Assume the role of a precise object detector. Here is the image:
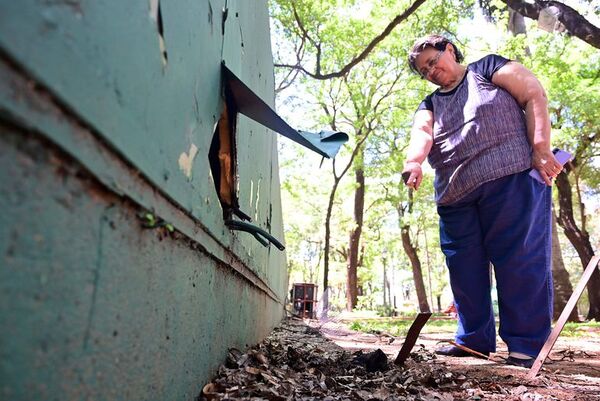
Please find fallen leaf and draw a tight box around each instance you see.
[512,385,528,396]
[202,383,223,400]
[245,366,261,375]
[254,351,269,365]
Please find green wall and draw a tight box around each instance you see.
[0,0,287,399]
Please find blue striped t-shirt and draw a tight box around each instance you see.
[416,54,532,205]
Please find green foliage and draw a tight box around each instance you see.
[375,304,397,317]
[561,321,600,338]
[271,0,600,314]
[356,294,378,311]
[347,317,457,336]
[348,318,600,338]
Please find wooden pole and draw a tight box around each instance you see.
[527,255,600,379]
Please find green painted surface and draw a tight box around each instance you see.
[0,127,282,401]
[0,0,283,282]
[0,0,288,399]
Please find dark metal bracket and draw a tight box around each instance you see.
[225,219,285,251]
[218,63,348,251]
[221,63,349,159]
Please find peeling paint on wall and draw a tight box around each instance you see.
[178,143,198,179]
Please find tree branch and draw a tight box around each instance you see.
[500,0,600,49]
[278,0,428,80]
[275,36,306,93]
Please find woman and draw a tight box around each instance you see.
[403,35,563,368]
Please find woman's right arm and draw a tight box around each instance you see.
[402,109,434,190]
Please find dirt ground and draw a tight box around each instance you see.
[312,317,600,400]
[200,317,600,401]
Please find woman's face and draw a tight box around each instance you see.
[415,44,455,87]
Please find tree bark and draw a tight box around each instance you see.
[346,163,365,311]
[321,132,370,316]
[507,8,532,57]
[399,189,431,313]
[500,0,600,49]
[383,257,388,308]
[508,8,526,35]
[555,169,600,320]
[322,177,340,313]
[551,208,579,322]
[505,5,574,321]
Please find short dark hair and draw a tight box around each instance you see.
[408,35,464,75]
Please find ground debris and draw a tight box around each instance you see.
[199,318,455,401]
[550,348,596,362]
[198,318,599,401]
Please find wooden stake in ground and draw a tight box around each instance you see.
[527,255,600,380]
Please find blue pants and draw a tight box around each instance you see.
[438,171,553,357]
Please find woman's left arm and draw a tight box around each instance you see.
[492,61,562,186]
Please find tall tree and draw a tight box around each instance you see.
[556,156,600,320]
[272,0,466,312]
[399,189,431,312]
[322,117,369,313]
[347,152,365,310]
[340,58,405,311]
[497,0,577,321]
[481,0,599,319]
[530,36,600,320]
[552,209,579,321]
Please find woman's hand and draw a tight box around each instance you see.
[532,148,563,186]
[402,161,423,190]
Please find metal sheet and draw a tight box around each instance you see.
[394,312,432,365]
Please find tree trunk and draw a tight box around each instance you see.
[322,177,341,315]
[346,163,365,311]
[555,170,600,320]
[551,208,579,321]
[383,258,388,308]
[399,189,431,313]
[508,8,527,35]
[504,0,581,321]
[507,9,532,57]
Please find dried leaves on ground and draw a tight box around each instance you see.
[199,318,600,401]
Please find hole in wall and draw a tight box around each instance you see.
[208,100,253,223]
[208,102,237,220]
[149,0,168,67]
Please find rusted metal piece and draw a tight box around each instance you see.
[394,312,432,365]
[527,255,600,379]
[448,340,489,360]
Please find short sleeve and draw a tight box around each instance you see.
[416,94,434,112]
[470,54,511,81]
